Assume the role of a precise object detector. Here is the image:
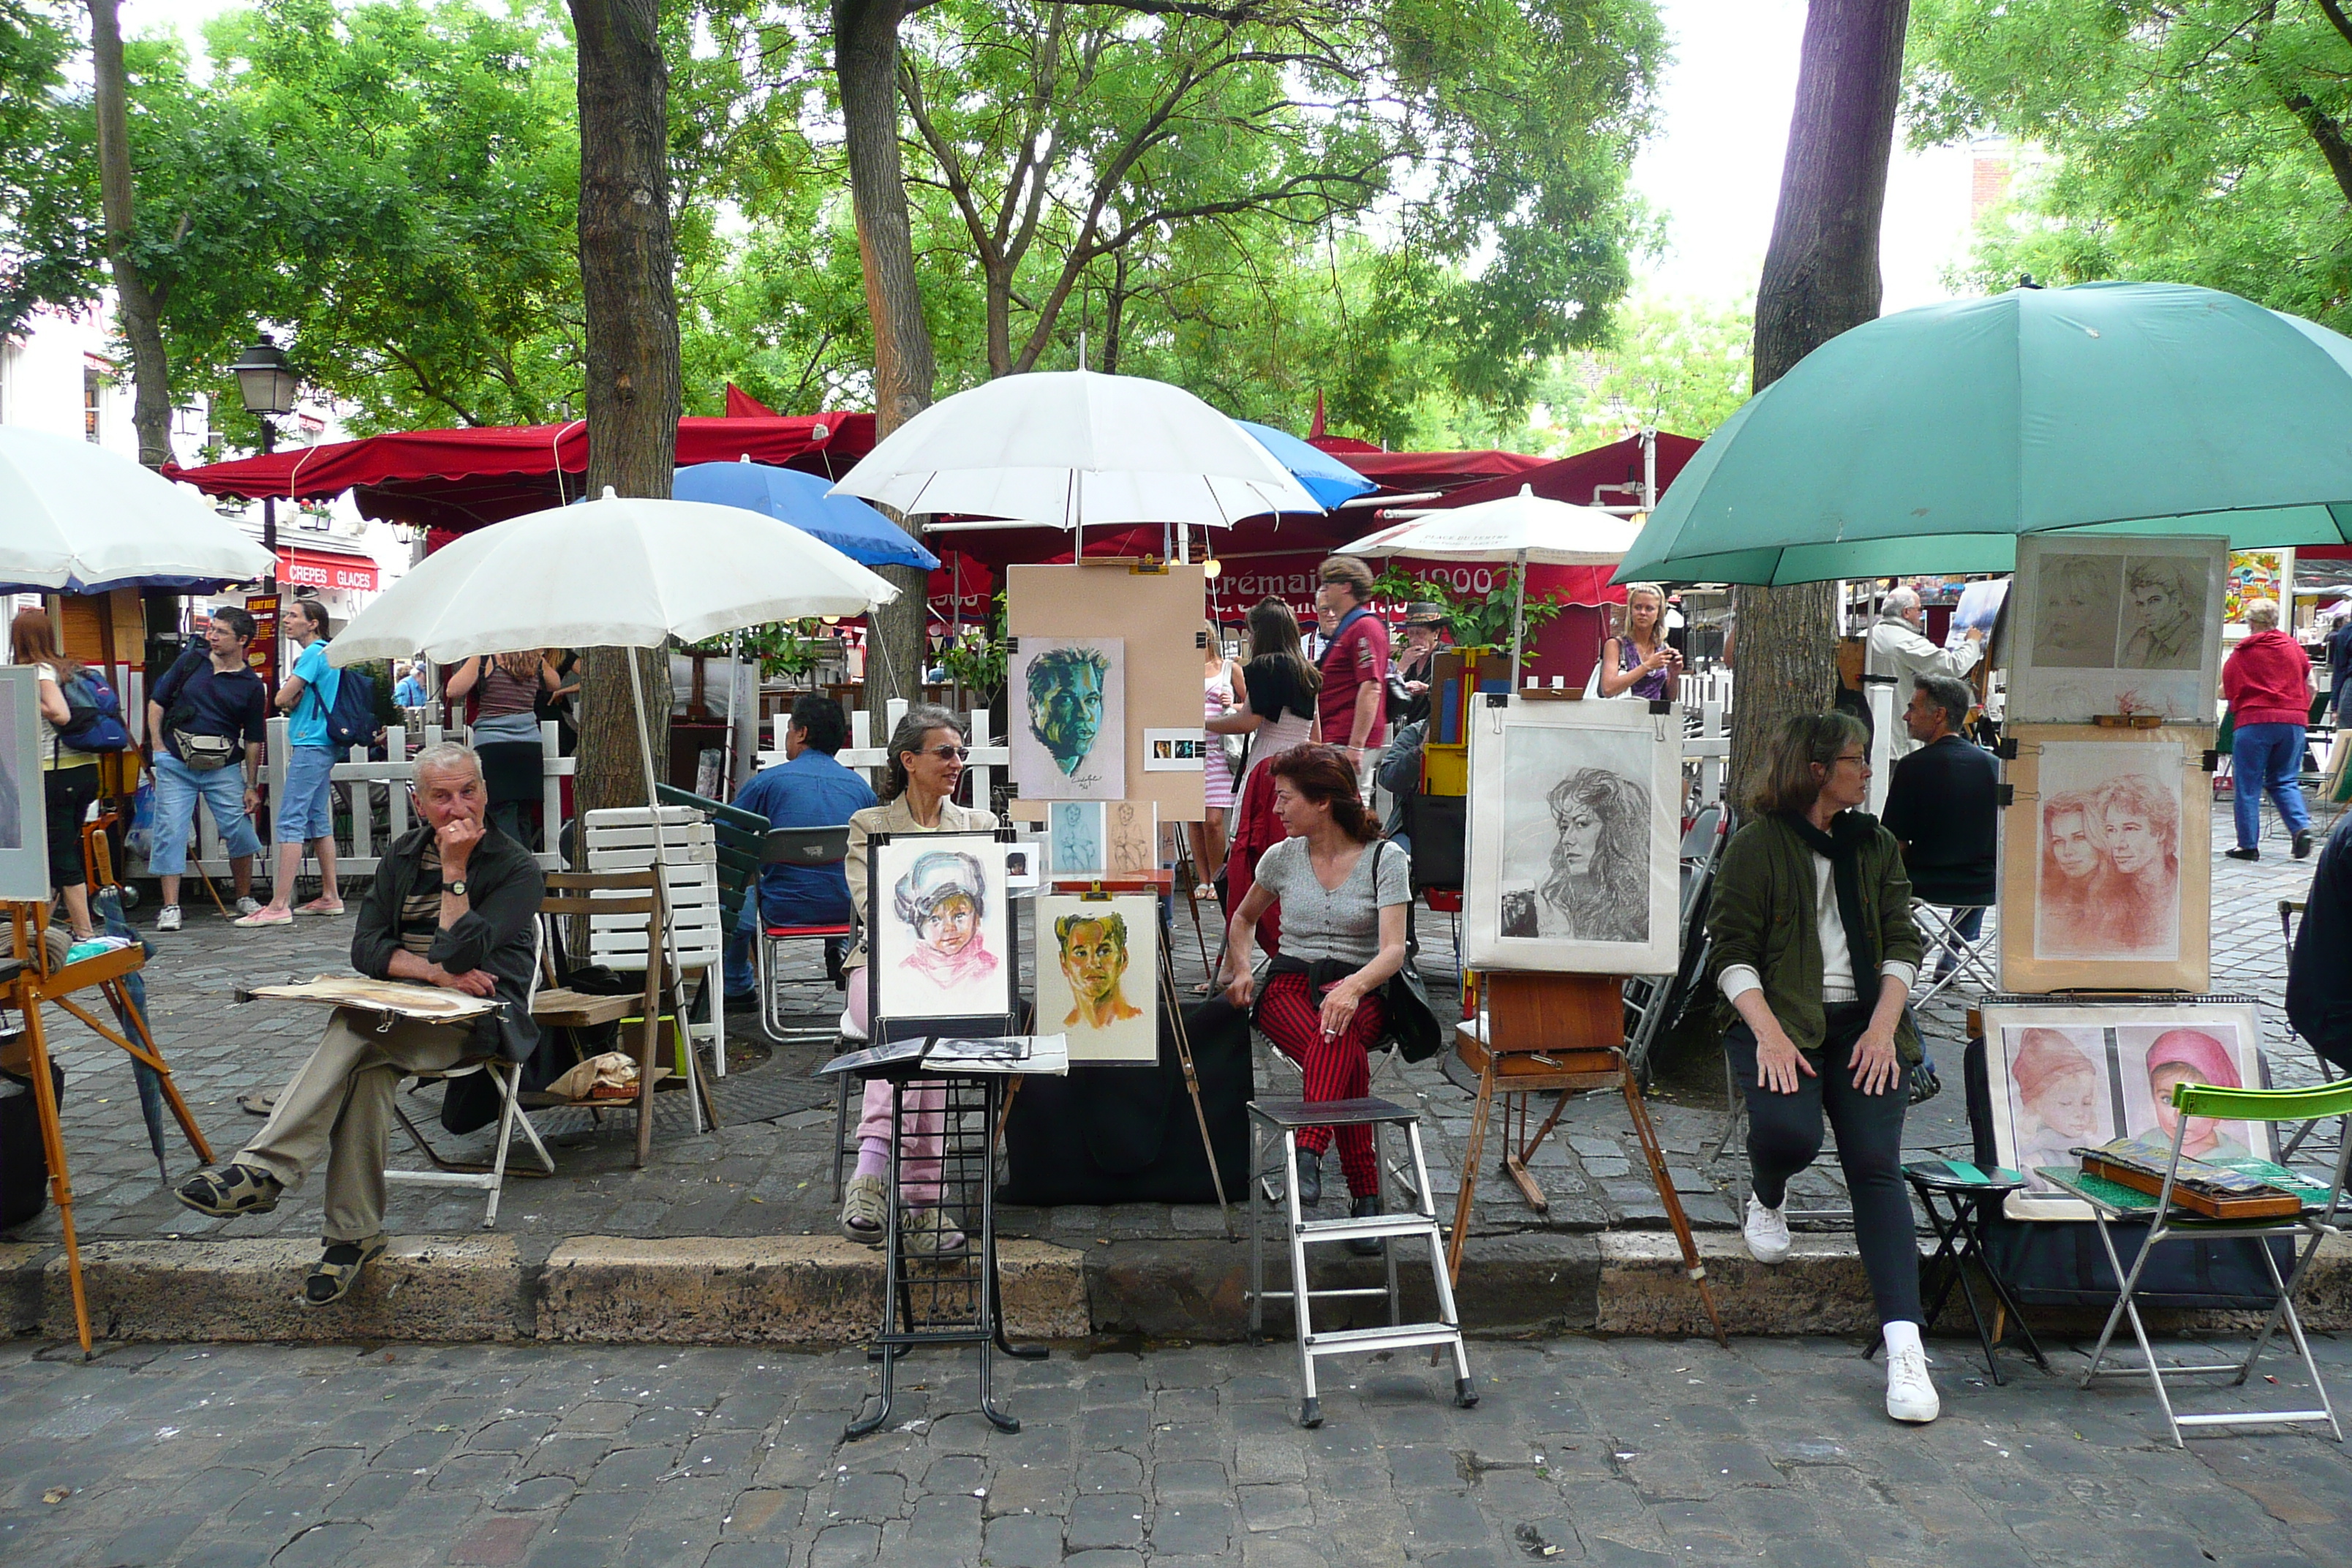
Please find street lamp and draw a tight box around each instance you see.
[229,336,298,579]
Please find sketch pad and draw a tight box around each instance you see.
[245,976,497,1022]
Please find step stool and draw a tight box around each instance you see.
[1245,1095,1477,1429]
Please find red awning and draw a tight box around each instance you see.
[276,546,380,593]
[1311,447,1550,492]
[1409,431,1705,516]
[165,414,878,535]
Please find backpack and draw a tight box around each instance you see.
[308,652,377,751]
[56,668,131,753]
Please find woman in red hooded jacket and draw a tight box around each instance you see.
[2220,596,2315,861]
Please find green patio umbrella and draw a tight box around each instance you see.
[1615,282,2352,586]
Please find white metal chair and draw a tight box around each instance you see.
[755,824,856,1044]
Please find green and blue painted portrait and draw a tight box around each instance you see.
[1025,646,1110,777]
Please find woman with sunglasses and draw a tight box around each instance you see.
[837,704,992,1256]
[1708,711,1935,1424]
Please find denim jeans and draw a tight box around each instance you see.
[2231,722,2311,849]
[149,751,262,875]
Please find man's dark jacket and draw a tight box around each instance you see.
[2288,815,2352,1077]
[351,823,544,1063]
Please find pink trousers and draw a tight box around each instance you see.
[845,969,948,1205]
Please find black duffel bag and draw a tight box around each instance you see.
[998,995,1254,1207]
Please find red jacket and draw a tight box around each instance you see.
[2223,628,2313,728]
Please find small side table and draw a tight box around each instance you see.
[1895,1158,2051,1383]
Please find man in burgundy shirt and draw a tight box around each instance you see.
[2220,596,2315,860]
[1315,554,1391,784]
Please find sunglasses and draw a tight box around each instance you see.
[921,745,971,762]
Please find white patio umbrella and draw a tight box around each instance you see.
[0,426,275,592]
[1337,484,1642,686]
[331,487,899,812]
[829,369,1322,529]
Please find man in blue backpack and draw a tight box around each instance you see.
[238,598,344,927]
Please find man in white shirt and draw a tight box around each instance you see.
[1864,586,1983,758]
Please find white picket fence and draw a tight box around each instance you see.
[186,716,574,881]
[756,699,1008,807]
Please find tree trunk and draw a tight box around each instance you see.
[1729,0,1910,806]
[569,0,681,816]
[86,0,172,471]
[836,0,935,731]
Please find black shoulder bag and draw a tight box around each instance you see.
[1254,839,1444,1063]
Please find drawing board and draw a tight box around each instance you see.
[1033,894,1161,1063]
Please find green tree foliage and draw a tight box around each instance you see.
[1525,290,1753,452]
[1907,0,2352,329]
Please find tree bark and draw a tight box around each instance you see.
[835,0,937,730]
[1730,0,1909,806]
[86,0,172,471]
[569,0,681,815]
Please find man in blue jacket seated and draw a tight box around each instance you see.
[724,693,878,1005]
[174,743,544,1305]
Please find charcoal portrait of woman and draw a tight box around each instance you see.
[1499,766,1652,944]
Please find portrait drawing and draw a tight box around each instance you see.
[1106,800,1157,877]
[1048,801,1106,876]
[2116,1023,2268,1164]
[1009,637,1126,800]
[2031,742,2182,963]
[868,835,1014,1026]
[0,668,45,900]
[1464,699,1678,975]
[1033,894,1159,1062]
[2005,536,2225,724]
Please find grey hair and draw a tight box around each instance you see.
[1915,674,1972,731]
[1882,585,1921,617]
[881,703,967,803]
[412,741,484,785]
[2244,597,2282,630]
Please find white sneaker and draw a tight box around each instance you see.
[155,905,182,933]
[1744,1193,1791,1264]
[233,896,263,918]
[1885,1343,1940,1424]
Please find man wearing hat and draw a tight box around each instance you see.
[1387,602,1450,730]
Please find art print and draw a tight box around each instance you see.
[867,833,1016,1031]
[1463,698,1679,974]
[1983,1001,2267,1220]
[1998,725,2211,992]
[1009,637,1126,800]
[1033,894,1160,1063]
[0,669,45,900]
[2005,535,2226,724]
[1106,800,1158,877]
[1047,802,1105,876]
[1143,728,1207,772]
[1005,837,1042,892]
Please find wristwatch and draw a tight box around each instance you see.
[445,879,469,897]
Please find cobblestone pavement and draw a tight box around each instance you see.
[2,1330,2348,1568]
[11,810,2340,1253]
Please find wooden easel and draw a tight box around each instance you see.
[2,903,215,1355]
[1446,969,1726,1346]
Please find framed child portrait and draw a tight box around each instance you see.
[1981,999,2269,1220]
[1463,696,1680,976]
[1997,723,2212,993]
[865,832,1021,1042]
[1033,894,1160,1063]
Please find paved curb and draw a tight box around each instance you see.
[2,1231,2345,1345]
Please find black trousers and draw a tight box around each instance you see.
[43,765,99,890]
[1725,1000,1922,1327]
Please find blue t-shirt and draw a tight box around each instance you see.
[734,749,878,925]
[289,638,339,749]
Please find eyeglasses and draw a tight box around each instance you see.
[922,745,971,762]
[1831,752,1869,769]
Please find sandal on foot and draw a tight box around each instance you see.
[304,1235,388,1306]
[900,1206,967,1258]
[840,1172,887,1246]
[237,1090,276,1117]
[175,1163,284,1218]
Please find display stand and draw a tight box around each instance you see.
[2,904,215,1355]
[1447,969,1726,1346]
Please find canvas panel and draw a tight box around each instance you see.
[1033,894,1161,1063]
[0,668,46,902]
[867,832,1018,1032]
[1007,636,1126,800]
[1105,801,1158,877]
[1463,696,1680,975]
[1982,1000,2268,1221]
[1046,802,1106,876]
[2003,535,2227,725]
[1997,723,2212,992]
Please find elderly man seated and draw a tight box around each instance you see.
[175,742,545,1305]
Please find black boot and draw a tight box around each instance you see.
[1347,1192,1384,1256]
[1292,1146,1322,1207]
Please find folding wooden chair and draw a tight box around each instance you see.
[2038,1076,2352,1447]
[385,923,557,1228]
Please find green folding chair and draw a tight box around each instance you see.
[2037,1077,2352,1447]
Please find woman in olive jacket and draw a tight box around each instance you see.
[1707,710,1938,1425]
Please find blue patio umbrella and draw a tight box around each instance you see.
[673,461,940,572]
[1235,421,1376,511]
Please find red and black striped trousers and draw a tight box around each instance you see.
[1256,970,1385,1198]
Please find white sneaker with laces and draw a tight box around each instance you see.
[233,896,263,918]
[1885,1343,1940,1423]
[1743,1193,1790,1264]
[155,905,182,933]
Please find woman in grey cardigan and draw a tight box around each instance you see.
[1707,711,1936,1425]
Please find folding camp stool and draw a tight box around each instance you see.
[1910,902,1997,1011]
[2036,1076,2352,1447]
[1245,1095,1476,1429]
[1866,1159,2048,1384]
